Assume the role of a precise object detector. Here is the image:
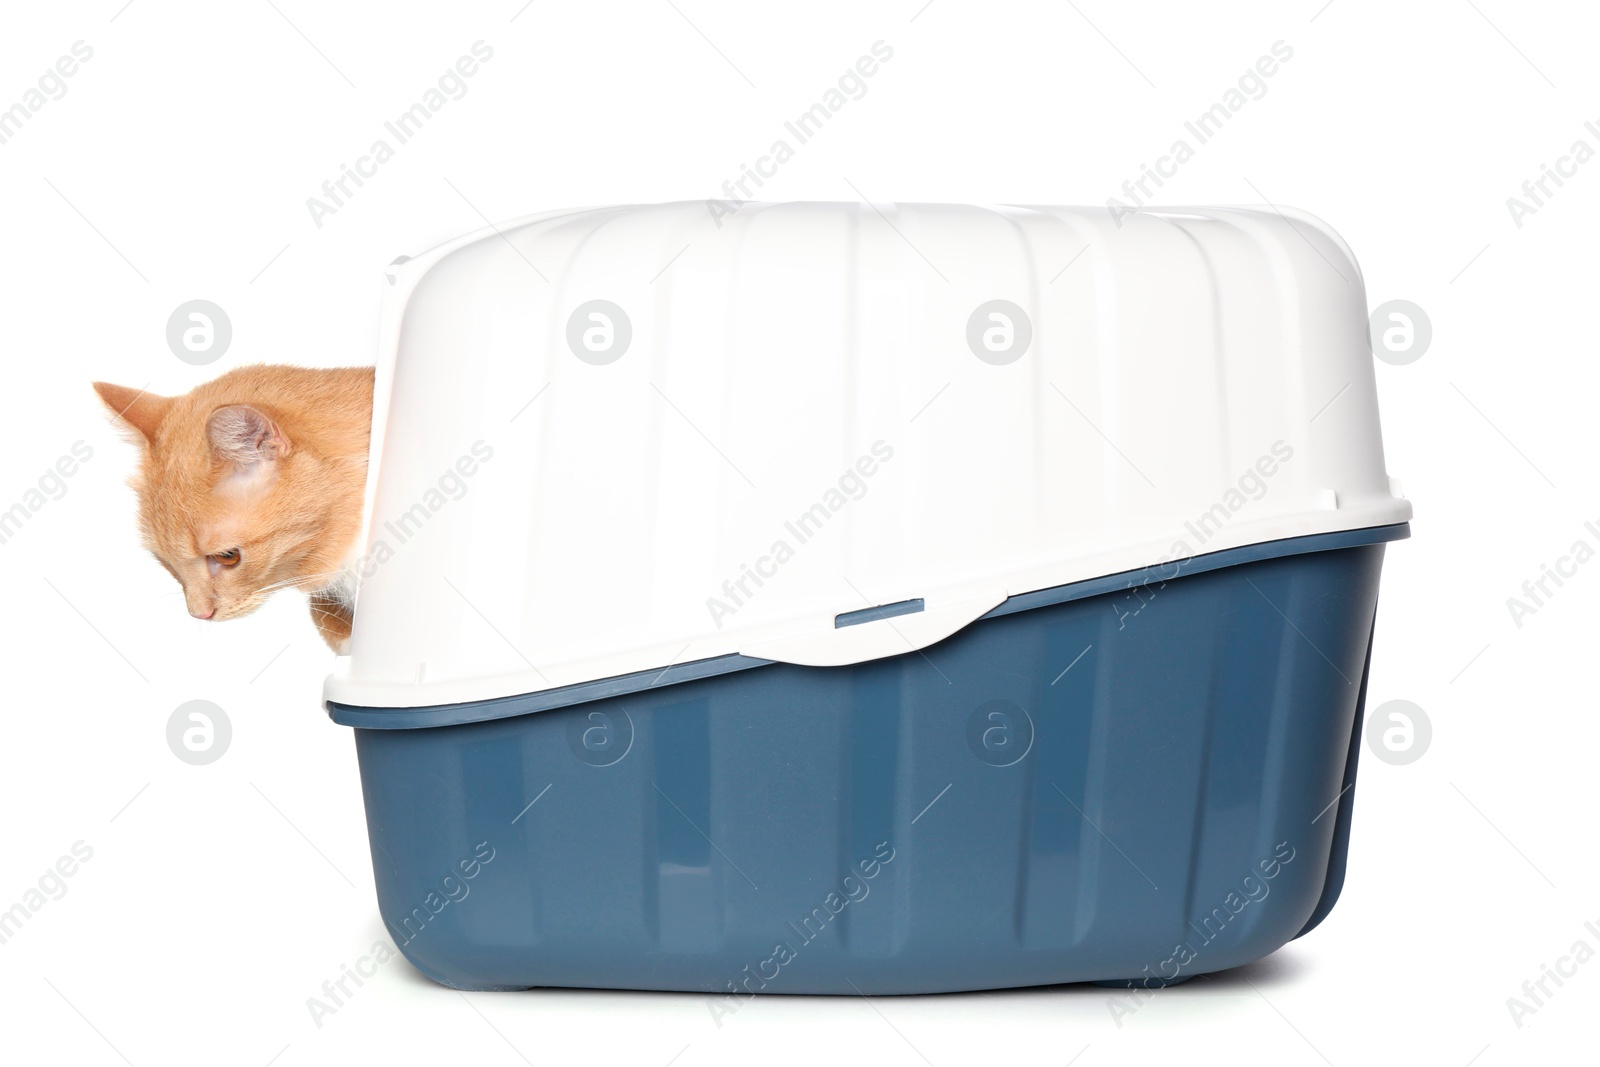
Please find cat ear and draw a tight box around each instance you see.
[93,382,172,444]
[206,405,291,468]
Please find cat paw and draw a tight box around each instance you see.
[309,591,355,654]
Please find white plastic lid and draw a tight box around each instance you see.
[324,202,1409,710]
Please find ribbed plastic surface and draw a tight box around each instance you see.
[328,202,1408,710]
[350,536,1387,993]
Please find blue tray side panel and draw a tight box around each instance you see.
[1294,608,1377,940]
[351,541,1386,994]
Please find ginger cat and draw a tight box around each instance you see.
[94,365,373,653]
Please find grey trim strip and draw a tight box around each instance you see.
[836,597,926,628]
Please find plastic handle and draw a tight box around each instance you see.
[739,591,1006,667]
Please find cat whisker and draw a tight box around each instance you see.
[257,573,337,595]
[264,572,339,588]
[257,583,314,596]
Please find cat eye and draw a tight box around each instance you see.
[210,548,242,568]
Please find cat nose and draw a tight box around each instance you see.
[191,606,216,620]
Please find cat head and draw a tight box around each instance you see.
[93,370,366,624]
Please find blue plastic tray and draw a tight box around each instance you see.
[329,524,1404,994]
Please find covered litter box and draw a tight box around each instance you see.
[324,201,1411,994]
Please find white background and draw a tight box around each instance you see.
[1,1,1595,1064]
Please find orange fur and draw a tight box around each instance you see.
[93,365,373,652]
